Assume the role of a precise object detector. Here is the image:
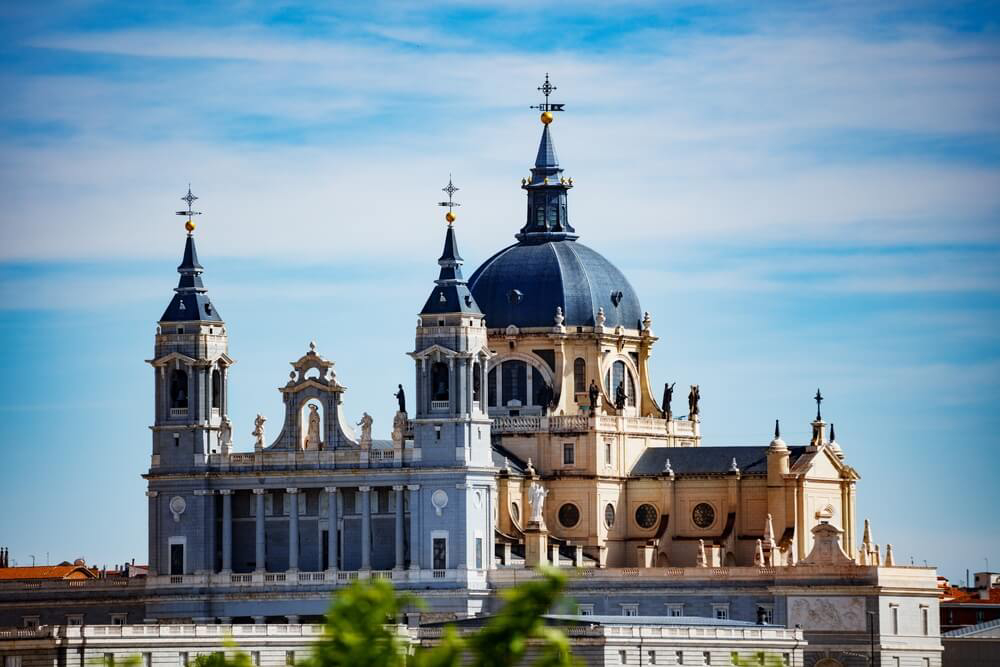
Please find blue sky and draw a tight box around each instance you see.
[0,1,998,581]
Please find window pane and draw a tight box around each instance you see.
[502,361,527,405]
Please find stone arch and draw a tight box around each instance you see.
[487,352,555,412]
[300,398,325,450]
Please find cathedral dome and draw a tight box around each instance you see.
[468,239,642,330]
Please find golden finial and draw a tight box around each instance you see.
[438,175,460,225]
[521,177,527,186]
[568,177,573,186]
[540,110,553,125]
[175,185,201,235]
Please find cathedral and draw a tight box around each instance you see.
[0,81,944,667]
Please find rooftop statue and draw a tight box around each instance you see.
[688,384,700,419]
[615,381,627,410]
[357,412,373,448]
[528,481,548,525]
[588,379,600,413]
[304,404,321,449]
[252,414,266,450]
[662,382,675,420]
[394,384,406,414]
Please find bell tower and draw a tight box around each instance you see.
[409,178,493,467]
[148,187,234,471]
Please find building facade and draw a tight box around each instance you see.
[0,87,944,667]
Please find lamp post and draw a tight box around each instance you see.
[867,610,877,666]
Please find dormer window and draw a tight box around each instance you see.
[176,327,184,334]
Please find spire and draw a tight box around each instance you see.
[420,176,481,316]
[160,186,221,323]
[769,418,787,450]
[518,74,576,243]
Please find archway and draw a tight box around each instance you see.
[300,398,324,450]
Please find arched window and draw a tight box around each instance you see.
[573,358,586,394]
[170,369,188,409]
[431,362,449,401]
[472,362,482,405]
[606,360,636,407]
[211,368,221,409]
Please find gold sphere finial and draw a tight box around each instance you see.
[540,111,553,125]
[185,220,196,233]
[445,211,456,224]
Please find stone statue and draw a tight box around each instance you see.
[596,307,606,328]
[662,382,674,420]
[553,306,564,327]
[528,481,548,525]
[588,379,600,413]
[615,381,627,410]
[219,416,232,449]
[252,414,266,450]
[305,404,322,449]
[688,384,700,419]
[357,412,373,448]
[394,384,406,414]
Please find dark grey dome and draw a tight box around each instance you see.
[468,239,642,330]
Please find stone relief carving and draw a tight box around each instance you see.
[169,495,186,522]
[788,596,865,632]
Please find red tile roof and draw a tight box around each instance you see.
[0,565,96,581]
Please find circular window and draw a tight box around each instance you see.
[635,503,658,529]
[511,502,520,523]
[558,503,580,528]
[605,503,616,529]
[692,503,716,528]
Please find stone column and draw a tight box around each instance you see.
[416,359,424,414]
[196,490,216,574]
[146,491,159,575]
[326,487,338,571]
[360,486,371,570]
[221,490,233,573]
[254,489,266,572]
[393,485,405,570]
[287,488,300,571]
[408,485,420,571]
[448,358,456,413]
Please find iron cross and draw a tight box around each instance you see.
[438,175,461,212]
[530,73,565,113]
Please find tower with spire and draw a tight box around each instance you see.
[146,187,233,575]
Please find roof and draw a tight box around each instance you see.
[468,239,642,330]
[0,565,96,581]
[631,445,807,476]
[544,614,777,628]
[420,224,482,316]
[943,618,1000,638]
[160,234,222,323]
[492,443,527,473]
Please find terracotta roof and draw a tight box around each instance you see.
[0,565,97,581]
[940,584,1000,604]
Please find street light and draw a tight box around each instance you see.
[867,611,877,666]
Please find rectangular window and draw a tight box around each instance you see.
[712,604,729,620]
[179,653,188,667]
[621,604,638,616]
[251,653,260,667]
[891,605,899,634]
[475,537,483,570]
[578,604,594,616]
[110,613,127,626]
[285,651,295,666]
[22,616,39,629]
[921,606,929,635]
[67,614,84,626]
[605,442,612,466]
[648,650,656,664]
[144,653,152,667]
[104,655,114,667]
[703,652,711,665]
[666,604,684,617]
[170,542,184,575]
[893,658,900,667]
[675,651,684,665]
[618,650,627,665]
[433,537,447,570]
[562,443,574,465]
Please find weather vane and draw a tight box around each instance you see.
[530,73,564,124]
[438,175,460,224]
[814,388,823,420]
[176,184,202,234]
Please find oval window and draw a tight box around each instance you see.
[604,503,616,529]
[558,503,580,528]
[635,503,658,529]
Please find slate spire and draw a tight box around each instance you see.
[518,75,576,242]
[160,187,222,323]
[420,177,481,316]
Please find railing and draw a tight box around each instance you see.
[229,453,255,464]
[493,416,541,432]
[549,415,588,432]
[336,571,359,581]
[432,570,447,579]
[370,570,393,580]
[370,449,395,462]
[169,408,188,417]
[230,574,252,584]
[264,573,286,582]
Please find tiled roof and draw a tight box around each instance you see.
[631,446,807,476]
[0,565,96,581]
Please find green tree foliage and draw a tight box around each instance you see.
[169,569,578,667]
[730,651,787,666]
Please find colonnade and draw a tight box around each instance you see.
[209,484,421,573]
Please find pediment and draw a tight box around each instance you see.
[147,351,197,367]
